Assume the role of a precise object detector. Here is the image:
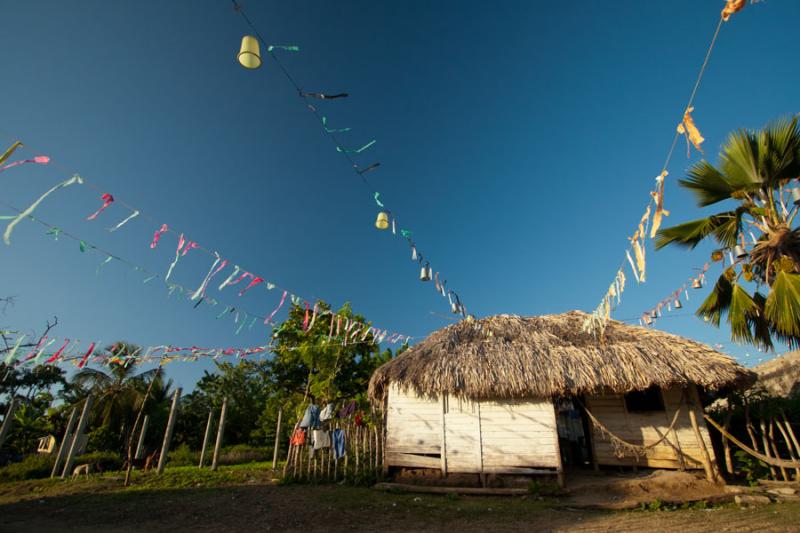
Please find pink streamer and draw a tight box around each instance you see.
[181,240,199,256]
[150,224,169,249]
[0,156,50,174]
[21,336,47,363]
[46,339,70,364]
[87,193,114,220]
[308,303,319,330]
[303,302,310,331]
[238,276,264,296]
[264,290,288,325]
[78,342,96,368]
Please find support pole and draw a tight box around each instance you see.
[272,407,282,470]
[687,387,716,483]
[199,410,215,468]
[51,407,78,478]
[211,397,228,471]
[61,395,93,479]
[135,415,149,460]
[0,398,19,450]
[157,387,181,475]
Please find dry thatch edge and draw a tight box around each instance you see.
[368,311,755,403]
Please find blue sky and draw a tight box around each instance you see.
[0,0,796,390]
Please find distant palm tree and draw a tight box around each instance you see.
[656,117,800,350]
[72,343,170,444]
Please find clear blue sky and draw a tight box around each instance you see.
[0,0,796,390]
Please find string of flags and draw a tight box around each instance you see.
[230,0,469,318]
[0,177,415,346]
[583,0,756,336]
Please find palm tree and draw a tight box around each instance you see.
[72,342,170,447]
[656,116,800,350]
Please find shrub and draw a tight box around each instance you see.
[0,454,55,482]
[74,450,122,472]
[218,445,270,465]
[167,444,199,467]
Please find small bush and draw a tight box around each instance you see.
[74,450,122,472]
[0,454,55,482]
[218,445,270,465]
[168,444,199,467]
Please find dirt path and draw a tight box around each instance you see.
[1,482,799,532]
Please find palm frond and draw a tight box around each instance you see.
[764,271,800,346]
[727,283,758,344]
[655,212,738,250]
[679,161,737,206]
[696,274,733,327]
[72,368,114,390]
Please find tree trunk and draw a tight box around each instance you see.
[768,418,789,481]
[758,407,779,480]
[722,408,734,475]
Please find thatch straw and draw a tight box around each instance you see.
[368,311,754,402]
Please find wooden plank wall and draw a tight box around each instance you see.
[385,384,443,469]
[384,385,560,473]
[480,399,560,471]
[586,385,716,469]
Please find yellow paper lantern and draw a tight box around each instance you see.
[238,35,262,69]
[375,212,389,230]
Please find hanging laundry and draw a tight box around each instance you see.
[332,428,346,460]
[677,106,704,157]
[289,428,306,446]
[338,400,356,419]
[722,0,746,21]
[312,430,331,450]
[650,171,670,238]
[320,402,335,422]
[299,403,320,429]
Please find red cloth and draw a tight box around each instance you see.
[290,428,306,446]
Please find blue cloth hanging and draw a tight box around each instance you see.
[299,404,320,429]
[332,429,346,460]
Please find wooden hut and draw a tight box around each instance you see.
[368,311,754,486]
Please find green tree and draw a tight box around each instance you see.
[656,116,800,350]
[72,342,169,451]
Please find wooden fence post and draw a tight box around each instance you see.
[211,397,228,471]
[272,408,283,470]
[61,395,93,479]
[51,407,77,478]
[135,415,150,460]
[0,398,19,450]
[686,388,716,483]
[157,388,181,475]
[199,410,215,468]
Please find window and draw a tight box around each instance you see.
[624,386,665,412]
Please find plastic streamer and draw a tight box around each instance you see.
[86,193,114,220]
[268,45,299,52]
[108,210,139,232]
[374,192,384,207]
[0,155,50,175]
[165,234,186,281]
[0,141,23,166]
[336,140,376,154]
[4,335,26,365]
[264,290,288,325]
[3,174,83,245]
[150,224,169,249]
[722,0,747,21]
[322,116,351,133]
[357,162,380,175]
[238,276,264,296]
[45,339,71,364]
[191,253,228,301]
[300,91,348,100]
[77,342,96,368]
[218,265,242,291]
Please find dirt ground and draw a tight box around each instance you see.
[1,479,799,532]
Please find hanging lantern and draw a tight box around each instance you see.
[649,310,658,320]
[375,212,390,230]
[674,298,682,309]
[420,261,432,282]
[734,245,748,259]
[643,314,653,326]
[792,187,800,206]
[237,35,262,69]
[451,301,459,314]
[692,278,703,289]
[711,250,724,262]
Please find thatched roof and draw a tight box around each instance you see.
[368,311,754,402]
[753,350,800,398]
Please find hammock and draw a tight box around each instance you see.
[703,414,800,469]
[578,398,684,459]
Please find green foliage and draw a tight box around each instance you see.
[527,480,564,497]
[74,450,123,472]
[656,116,800,349]
[86,425,119,454]
[167,444,199,467]
[733,450,769,486]
[0,454,54,482]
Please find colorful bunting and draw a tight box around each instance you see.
[86,193,114,220]
[3,174,83,245]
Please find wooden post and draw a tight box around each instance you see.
[721,408,733,475]
[781,410,800,459]
[61,395,93,479]
[135,415,149,460]
[552,402,565,488]
[157,387,181,475]
[687,388,716,483]
[51,407,77,478]
[211,397,228,471]
[660,389,686,471]
[198,410,214,468]
[758,410,779,480]
[774,417,800,480]
[0,398,19,450]
[439,394,448,476]
[272,408,282,470]
[768,418,788,481]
